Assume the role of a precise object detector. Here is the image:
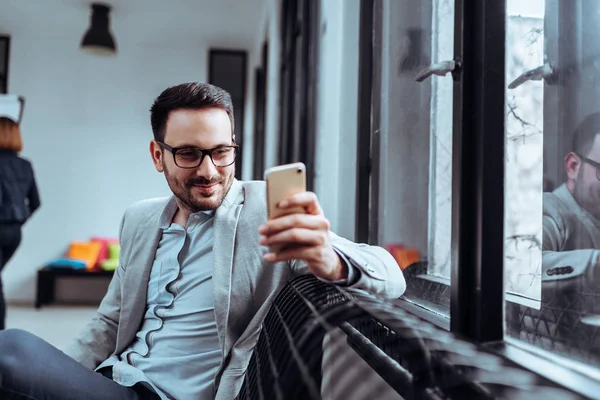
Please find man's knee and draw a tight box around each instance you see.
[0,329,40,372]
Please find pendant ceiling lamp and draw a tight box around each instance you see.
[80,3,117,55]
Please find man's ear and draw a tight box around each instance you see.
[565,152,581,181]
[150,141,164,173]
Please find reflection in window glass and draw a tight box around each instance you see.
[377,0,453,315]
[428,0,454,280]
[505,0,600,372]
[504,0,544,304]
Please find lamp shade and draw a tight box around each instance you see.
[80,3,117,55]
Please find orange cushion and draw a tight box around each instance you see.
[67,241,102,270]
[386,244,421,271]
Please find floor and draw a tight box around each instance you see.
[5,304,97,350]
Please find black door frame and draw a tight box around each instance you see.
[208,49,248,180]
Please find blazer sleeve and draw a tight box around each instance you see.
[542,194,600,288]
[27,167,41,215]
[62,214,127,369]
[290,231,406,299]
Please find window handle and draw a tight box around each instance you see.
[508,63,554,89]
[415,59,458,82]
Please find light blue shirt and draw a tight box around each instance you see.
[97,205,221,400]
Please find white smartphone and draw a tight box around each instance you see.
[264,162,307,220]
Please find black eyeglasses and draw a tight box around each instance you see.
[576,153,600,180]
[157,141,238,169]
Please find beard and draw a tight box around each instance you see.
[163,162,234,212]
[573,173,600,221]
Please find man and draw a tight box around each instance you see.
[543,112,600,289]
[0,83,405,400]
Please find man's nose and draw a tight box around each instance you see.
[196,154,217,177]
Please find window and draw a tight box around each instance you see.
[357,0,454,318]
[503,0,545,307]
[353,0,600,394]
[505,0,600,375]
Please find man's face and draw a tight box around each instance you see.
[570,135,600,219]
[150,108,235,213]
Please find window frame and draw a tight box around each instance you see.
[355,0,379,245]
[0,35,10,94]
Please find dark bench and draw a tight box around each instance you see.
[35,267,114,308]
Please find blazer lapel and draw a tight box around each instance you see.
[213,180,244,355]
[116,205,169,351]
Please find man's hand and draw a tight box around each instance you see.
[258,192,348,281]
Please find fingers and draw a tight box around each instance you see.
[259,214,330,236]
[278,191,322,215]
[263,244,323,263]
[259,227,328,248]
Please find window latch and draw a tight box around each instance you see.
[415,59,458,82]
[508,63,555,89]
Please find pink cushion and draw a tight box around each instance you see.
[90,237,119,267]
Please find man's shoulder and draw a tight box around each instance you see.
[240,180,266,194]
[237,180,267,218]
[124,196,172,221]
[543,185,574,217]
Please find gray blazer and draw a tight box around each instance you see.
[543,184,600,289]
[64,180,406,399]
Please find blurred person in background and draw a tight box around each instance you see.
[0,116,40,330]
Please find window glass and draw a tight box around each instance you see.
[376,0,454,316]
[505,0,600,373]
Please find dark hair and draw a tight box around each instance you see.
[572,112,600,156]
[150,82,235,142]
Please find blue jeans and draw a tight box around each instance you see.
[0,329,158,400]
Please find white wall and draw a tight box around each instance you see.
[3,34,209,302]
[263,0,282,172]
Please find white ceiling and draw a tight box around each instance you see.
[0,0,268,49]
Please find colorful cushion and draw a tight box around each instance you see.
[107,243,120,259]
[100,243,120,271]
[46,258,87,269]
[101,258,119,271]
[90,237,119,268]
[385,243,421,271]
[67,241,102,270]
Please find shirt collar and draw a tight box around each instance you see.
[158,197,216,229]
